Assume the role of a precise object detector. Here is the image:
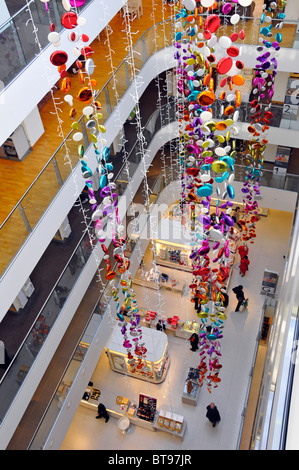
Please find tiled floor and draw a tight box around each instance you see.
[61,208,293,450]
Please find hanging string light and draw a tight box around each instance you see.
[172,0,288,392]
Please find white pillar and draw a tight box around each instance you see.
[284,0,299,21]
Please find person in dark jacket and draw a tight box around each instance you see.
[206,402,221,427]
[232,285,245,312]
[189,333,199,351]
[96,403,109,422]
[193,290,202,313]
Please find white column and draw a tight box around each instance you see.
[284,0,299,21]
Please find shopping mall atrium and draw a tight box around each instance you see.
[0,0,299,452]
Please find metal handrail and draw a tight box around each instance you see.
[0,18,173,230]
[1,11,299,229]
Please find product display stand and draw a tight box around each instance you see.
[181,367,200,406]
[80,385,101,409]
[174,321,200,339]
[105,325,169,383]
[79,391,185,439]
[154,410,186,441]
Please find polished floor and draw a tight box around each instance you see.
[61,206,294,450]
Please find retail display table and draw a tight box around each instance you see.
[175,321,200,339]
[80,392,185,439]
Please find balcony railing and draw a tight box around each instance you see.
[0,101,176,428]
[1,6,299,91]
[2,12,299,278]
[0,0,93,89]
[0,18,174,279]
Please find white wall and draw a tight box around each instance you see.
[273,72,290,103]
[263,143,278,163]
[0,0,10,26]
[22,106,45,147]
[233,119,299,149]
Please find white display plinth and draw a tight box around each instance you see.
[105,325,169,383]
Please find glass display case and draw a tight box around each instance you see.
[175,321,200,339]
[154,239,193,271]
[182,367,200,406]
[105,325,169,383]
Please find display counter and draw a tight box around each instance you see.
[155,409,186,440]
[155,239,193,272]
[175,321,200,339]
[210,197,268,217]
[79,392,185,439]
[105,325,169,383]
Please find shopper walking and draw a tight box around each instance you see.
[238,243,248,260]
[206,402,221,427]
[189,332,199,351]
[232,206,242,229]
[193,290,202,313]
[96,403,109,423]
[239,254,250,277]
[232,285,245,312]
[156,319,165,331]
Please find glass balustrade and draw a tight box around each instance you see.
[0,101,176,425]
[2,13,299,279]
[1,12,299,428]
[0,0,92,88]
[27,169,171,450]
[0,5,298,91]
[1,10,299,92]
[33,151,289,449]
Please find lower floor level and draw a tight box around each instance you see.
[61,207,293,451]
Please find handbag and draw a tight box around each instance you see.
[239,298,248,312]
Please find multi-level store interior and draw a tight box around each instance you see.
[1,0,299,453]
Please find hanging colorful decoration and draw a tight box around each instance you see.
[44,0,288,389]
[238,0,287,245]
[47,0,149,371]
[174,0,287,391]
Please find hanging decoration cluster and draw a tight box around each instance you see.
[238,0,287,244]
[174,0,287,392]
[47,0,148,371]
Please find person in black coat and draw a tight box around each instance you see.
[96,403,109,422]
[194,290,202,313]
[189,333,199,351]
[156,319,165,331]
[206,402,221,427]
[232,285,245,312]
